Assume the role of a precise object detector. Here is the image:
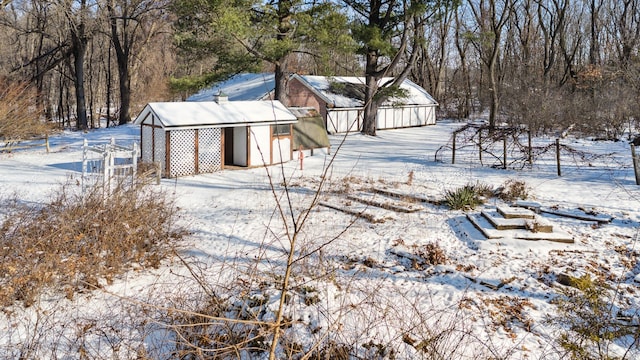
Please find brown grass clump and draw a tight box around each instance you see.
[0,180,186,308]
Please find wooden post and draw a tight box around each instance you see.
[298,145,304,170]
[478,129,483,164]
[631,145,640,185]
[556,138,561,177]
[132,142,138,180]
[452,132,456,164]
[503,134,507,169]
[527,128,532,165]
[45,134,50,153]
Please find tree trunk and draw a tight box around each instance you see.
[488,54,499,129]
[274,60,289,105]
[116,58,131,125]
[362,51,380,136]
[109,1,132,125]
[72,35,88,130]
[106,45,112,128]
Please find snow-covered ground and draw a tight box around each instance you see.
[1,120,639,359]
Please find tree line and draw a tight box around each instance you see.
[0,0,638,138]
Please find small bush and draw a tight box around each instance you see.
[498,179,529,202]
[444,184,485,210]
[415,243,448,266]
[0,179,185,308]
[308,341,351,360]
[166,294,271,358]
[550,273,640,359]
[0,80,52,146]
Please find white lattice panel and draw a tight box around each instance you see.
[198,128,222,173]
[141,125,153,162]
[169,129,196,177]
[154,128,166,175]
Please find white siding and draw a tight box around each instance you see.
[327,109,361,133]
[249,125,270,166]
[327,105,436,133]
[272,137,291,163]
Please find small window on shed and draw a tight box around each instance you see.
[272,124,291,136]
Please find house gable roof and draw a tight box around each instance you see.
[134,100,297,129]
[187,73,275,102]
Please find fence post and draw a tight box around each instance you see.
[132,142,139,180]
[527,128,532,165]
[556,138,561,176]
[82,139,88,196]
[503,134,507,169]
[452,132,456,164]
[631,144,640,185]
[478,129,483,164]
[45,134,50,153]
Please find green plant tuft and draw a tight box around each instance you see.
[444,184,485,210]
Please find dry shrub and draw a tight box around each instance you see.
[498,179,529,202]
[165,290,273,358]
[0,179,185,308]
[334,175,363,194]
[482,296,535,333]
[308,341,351,360]
[415,243,448,266]
[0,80,52,145]
[406,170,414,185]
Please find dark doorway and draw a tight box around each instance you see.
[224,127,234,165]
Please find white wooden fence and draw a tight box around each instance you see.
[82,138,139,196]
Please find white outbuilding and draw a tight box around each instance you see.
[288,75,438,134]
[134,95,297,178]
[188,73,439,134]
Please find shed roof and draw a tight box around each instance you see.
[187,73,274,102]
[134,100,297,128]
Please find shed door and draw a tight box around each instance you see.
[233,127,248,166]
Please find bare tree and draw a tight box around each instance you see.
[412,0,457,105]
[607,0,640,67]
[105,0,167,125]
[466,0,514,129]
[62,0,94,130]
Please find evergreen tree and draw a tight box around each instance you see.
[344,0,449,136]
[171,0,352,104]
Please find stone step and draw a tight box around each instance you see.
[496,205,536,219]
[481,210,528,230]
[466,213,573,243]
[482,210,554,232]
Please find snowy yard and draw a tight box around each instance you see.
[1,120,639,359]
